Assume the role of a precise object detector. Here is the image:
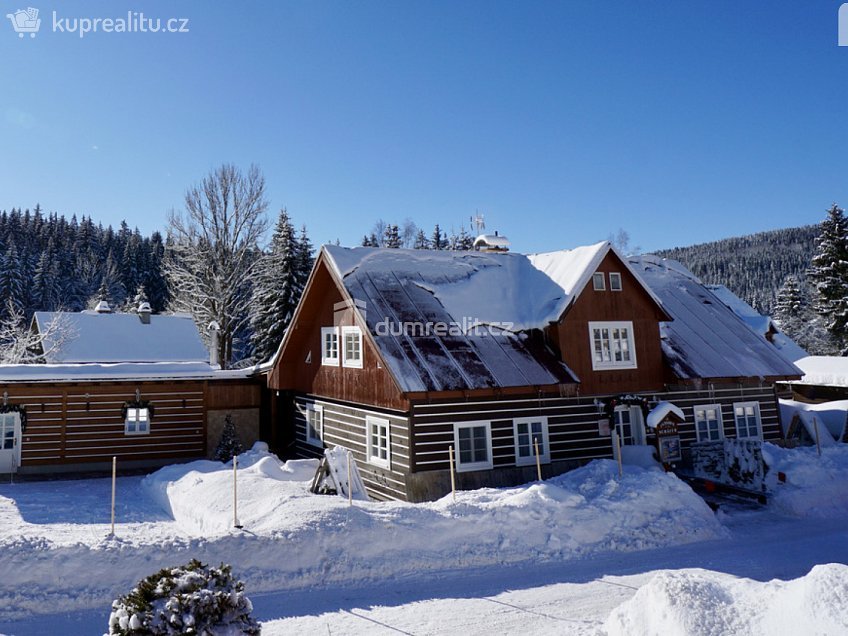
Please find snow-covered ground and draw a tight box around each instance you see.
[1,444,847,634]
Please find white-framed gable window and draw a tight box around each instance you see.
[589,321,637,370]
[733,402,761,440]
[514,417,550,466]
[125,407,150,436]
[592,272,605,291]
[305,403,323,447]
[694,404,723,442]
[342,325,363,369]
[321,327,339,366]
[453,421,493,472]
[609,272,622,291]
[366,415,391,469]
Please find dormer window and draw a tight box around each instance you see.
[589,321,637,370]
[592,272,605,291]
[609,272,622,291]
[321,327,339,366]
[125,407,150,435]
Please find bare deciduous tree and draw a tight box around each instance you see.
[165,164,269,368]
[0,302,74,364]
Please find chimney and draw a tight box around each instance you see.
[207,321,221,369]
[94,300,112,314]
[137,301,152,325]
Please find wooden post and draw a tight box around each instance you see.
[347,450,353,506]
[814,417,822,457]
[534,437,542,482]
[448,445,456,502]
[613,429,623,479]
[110,456,116,536]
[233,455,242,529]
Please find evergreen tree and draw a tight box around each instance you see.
[431,224,447,250]
[384,224,401,248]
[0,243,26,321]
[808,204,848,347]
[413,229,430,249]
[250,209,301,363]
[213,414,244,462]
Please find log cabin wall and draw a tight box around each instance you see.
[269,260,408,411]
[549,251,667,396]
[2,377,264,474]
[293,394,410,501]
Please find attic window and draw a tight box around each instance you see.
[589,321,637,370]
[592,272,605,291]
[321,327,339,366]
[609,273,622,291]
[342,326,363,369]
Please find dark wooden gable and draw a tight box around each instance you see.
[548,250,667,396]
[268,253,409,411]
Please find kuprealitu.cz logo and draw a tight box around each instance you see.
[5,6,190,39]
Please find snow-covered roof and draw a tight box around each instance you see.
[706,285,808,363]
[323,245,577,392]
[629,255,803,380]
[34,311,209,364]
[778,398,844,442]
[473,234,511,249]
[646,401,686,429]
[792,356,848,387]
[0,362,251,383]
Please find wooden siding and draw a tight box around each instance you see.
[206,380,262,410]
[270,258,408,411]
[550,251,667,396]
[409,383,783,474]
[293,394,411,501]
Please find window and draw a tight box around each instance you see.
[592,272,605,291]
[366,415,391,469]
[453,421,493,472]
[342,326,363,369]
[589,321,637,370]
[694,404,723,442]
[609,272,622,291]
[305,403,323,447]
[0,414,18,450]
[125,407,150,435]
[733,402,761,439]
[514,417,550,466]
[321,327,339,366]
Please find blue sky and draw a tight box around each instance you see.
[2,1,847,253]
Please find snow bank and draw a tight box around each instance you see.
[764,443,848,518]
[605,564,848,636]
[0,457,724,620]
[779,398,847,441]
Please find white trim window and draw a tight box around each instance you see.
[609,272,622,291]
[342,326,363,369]
[305,403,324,447]
[366,415,391,469]
[321,327,339,366]
[125,407,150,436]
[589,321,637,370]
[454,421,493,472]
[514,417,550,466]
[694,404,723,442]
[733,402,761,439]
[592,272,605,291]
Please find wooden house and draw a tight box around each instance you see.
[266,243,803,502]
[0,305,261,476]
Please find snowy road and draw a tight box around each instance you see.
[3,506,846,635]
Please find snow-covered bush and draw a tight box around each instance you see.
[213,414,244,462]
[106,559,260,635]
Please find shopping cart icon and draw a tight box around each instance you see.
[6,7,41,38]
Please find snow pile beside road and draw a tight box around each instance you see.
[605,563,848,636]
[763,443,848,518]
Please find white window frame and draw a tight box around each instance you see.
[305,403,324,447]
[609,272,622,291]
[124,407,150,436]
[732,401,762,440]
[321,327,339,366]
[341,325,363,369]
[589,321,637,370]
[366,415,391,469]
[694,404,724,442]
[513,417,551,466]
[592,272,606,291]
[453,421,493,472]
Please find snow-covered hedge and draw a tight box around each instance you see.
[107,559,260,635]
